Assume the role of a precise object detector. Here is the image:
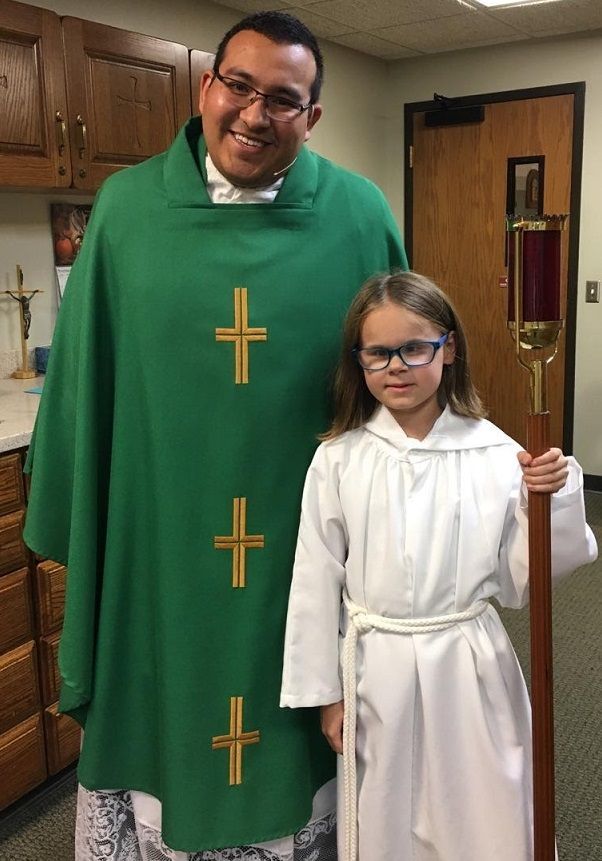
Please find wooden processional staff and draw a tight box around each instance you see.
[1,264,43,379]
[506,214,568,861]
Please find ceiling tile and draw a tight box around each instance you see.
[487,0,602,37]
[214,0,294,13]
[305,0,465,32]
[213,0,602,58]
[374,10,526,53]
[216,0,333,12]
[335,31,421,59]
[284,7,356,37]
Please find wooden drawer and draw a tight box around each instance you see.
[44,703,80,775]
[0,641,40,734]
[0,713,47,810]
[39,632,61,707]
[36,560,67,635]
[0,510,29,577]
[0,568,33,654]
[0,453,25,516]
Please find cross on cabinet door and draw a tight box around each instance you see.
[62,17,191,190]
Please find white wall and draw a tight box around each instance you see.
[386,33,602,476]
[0,192,93,362]
[0,0,389,355]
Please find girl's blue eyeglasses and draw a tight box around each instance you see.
[353,333,450,370]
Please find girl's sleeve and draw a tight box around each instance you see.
[497,456,598,608]
[280,442,348,708]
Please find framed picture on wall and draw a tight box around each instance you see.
[50,203,93,305]
[50,204,93,266]
[525,169,539,209]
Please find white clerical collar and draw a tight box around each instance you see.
[205,154,284,204]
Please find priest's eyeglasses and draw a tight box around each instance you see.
[353,333,450,370]
[212,70,313,122]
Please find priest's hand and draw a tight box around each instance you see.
[320,700,344,754]
[517,448,569,494]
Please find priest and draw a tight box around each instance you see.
[24,11,407,860]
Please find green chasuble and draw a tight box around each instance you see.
[24,117,407,852]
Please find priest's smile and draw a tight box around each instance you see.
[230,131,271,151]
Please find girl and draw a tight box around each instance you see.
[280,272,597,861]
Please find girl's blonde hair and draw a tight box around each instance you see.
[321,271,486,441]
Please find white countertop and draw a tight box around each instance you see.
[0,376,44,453]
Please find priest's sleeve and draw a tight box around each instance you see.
[23,189,116,727]
[281,442,348,708]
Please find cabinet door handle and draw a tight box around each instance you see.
[55,111,66,156]
[76,114,87,158]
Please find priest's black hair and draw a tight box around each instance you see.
[213,11,324,103]
[322,271,486,441]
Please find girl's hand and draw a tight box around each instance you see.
[320,700,344,754]
[517,448,569,493]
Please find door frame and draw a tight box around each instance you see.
[403,82,585,454]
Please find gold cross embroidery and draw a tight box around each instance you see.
[214,497,264,588]
[212,696,260,786]
[215,288,267,384]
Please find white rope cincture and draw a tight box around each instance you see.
[341,593,489,861]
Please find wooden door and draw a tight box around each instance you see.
[411,95,574,449]
[0,0,71,187]
[62,17,191,190]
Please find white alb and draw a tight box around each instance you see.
[281,404,597,861]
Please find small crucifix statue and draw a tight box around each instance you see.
[1,264,44,379]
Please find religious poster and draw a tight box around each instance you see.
[50,203,93,265]
[50,203,93,304]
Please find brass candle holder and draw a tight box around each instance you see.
[506,214,568,861]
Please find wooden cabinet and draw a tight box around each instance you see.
[35,559,66,634]
[62,17,191,189]
[0,453,26,514]
[39,631,60,706]
[0,714,47,810]
[0,568,33,655]
[44,703,80,776]
[0,0,71,187]
[0,641,40,734]
[0,509,28,576]
[0,449,77,810]
[0,0,192,191]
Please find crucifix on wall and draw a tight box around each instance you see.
[1,265,44,379]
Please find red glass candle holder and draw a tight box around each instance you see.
[506,215,567,412]
[508,230,561,322]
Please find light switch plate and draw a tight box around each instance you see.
[585,280,600,303]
